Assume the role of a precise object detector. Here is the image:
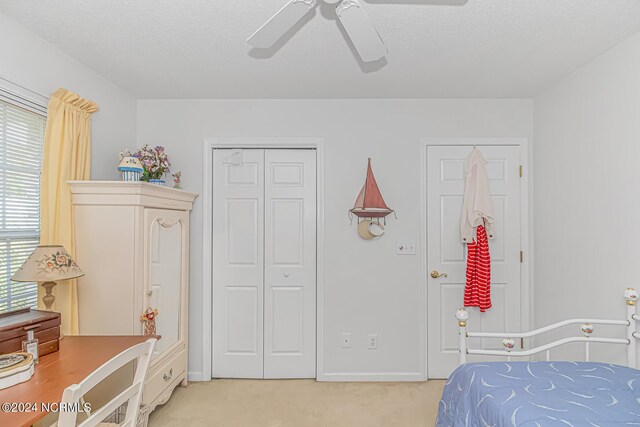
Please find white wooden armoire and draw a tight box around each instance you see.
[69,181,197,413]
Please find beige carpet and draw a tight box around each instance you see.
[149,379,445,427]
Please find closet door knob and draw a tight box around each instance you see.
[147,290,153,296]
[283,272,290,278]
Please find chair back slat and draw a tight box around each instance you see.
[57,338,156,427]
[77,382,141,427]
[75,342,154,395]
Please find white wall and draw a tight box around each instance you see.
[0,11,137,180]
[534,32,640,364]
[5,1,640,377]
[137,99,533,379]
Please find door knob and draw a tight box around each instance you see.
[431,270,448,279]
[283,272,290,278]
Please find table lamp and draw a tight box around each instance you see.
[11,245,84,311]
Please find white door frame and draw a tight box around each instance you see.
[420,137,532,379]
[202,137,325,381]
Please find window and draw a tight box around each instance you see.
[0,96,46,313]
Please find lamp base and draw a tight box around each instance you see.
[41,281,57,311]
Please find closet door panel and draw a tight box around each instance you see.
[212,149,265,378]
[264,149,316,378]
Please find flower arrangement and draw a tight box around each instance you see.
[119,145,171,182]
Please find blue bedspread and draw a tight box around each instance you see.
[437,361,640,426]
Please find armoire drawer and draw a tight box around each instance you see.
[143,350,186,405]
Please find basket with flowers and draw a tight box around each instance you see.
[119,145,171,185]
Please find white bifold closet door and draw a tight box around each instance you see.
[212,149,316,379]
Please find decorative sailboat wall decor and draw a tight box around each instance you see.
[349,158,396,239]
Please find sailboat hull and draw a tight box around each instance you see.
[349,207,394,218]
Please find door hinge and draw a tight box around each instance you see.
[520,337,524,349]
[520,251,524,263]
[519,165,523,177]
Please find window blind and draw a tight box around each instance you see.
[0,97,46,313]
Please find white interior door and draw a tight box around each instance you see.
[427,145,522,378]
[264,150,316,378]
[212,148,316,379]
[213,149,265,378]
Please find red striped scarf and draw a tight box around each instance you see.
[464,225,491,312]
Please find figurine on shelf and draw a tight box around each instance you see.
[172,171,182,189]
[140,307,159,336]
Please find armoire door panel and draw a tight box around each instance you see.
[145,209,186,360]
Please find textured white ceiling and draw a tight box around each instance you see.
[1,0,640,98]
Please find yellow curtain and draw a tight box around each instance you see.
[39,88,98,336]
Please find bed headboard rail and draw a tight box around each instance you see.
[456,288,639,368]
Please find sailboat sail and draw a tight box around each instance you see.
[350,158,394,219]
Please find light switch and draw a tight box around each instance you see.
[396,241,416,255]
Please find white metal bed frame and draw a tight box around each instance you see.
[455,288,640,368]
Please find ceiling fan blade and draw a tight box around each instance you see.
[336,0,387,62]
[247,0,317,48]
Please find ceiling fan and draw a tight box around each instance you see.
[247,0,387,63]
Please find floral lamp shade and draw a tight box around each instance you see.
[12,245,83,282]
[11,245,84,311]
[118,156,144,182]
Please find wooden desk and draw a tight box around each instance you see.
[0,335,152,427]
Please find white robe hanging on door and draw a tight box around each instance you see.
[461,148,494,243]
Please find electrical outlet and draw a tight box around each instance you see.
[342,333,352,348]
[396,241,416,255]
[368,334,378,349]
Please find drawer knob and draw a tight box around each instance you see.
[163,368,173,382]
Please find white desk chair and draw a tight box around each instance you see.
[56,338,156,427]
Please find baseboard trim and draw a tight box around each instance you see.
[188,371,207,382]
[189,371,425,382]
[319,372,426,382]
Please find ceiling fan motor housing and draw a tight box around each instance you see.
[249,0,387,63]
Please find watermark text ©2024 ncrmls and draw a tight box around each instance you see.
[1,401,92,413]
